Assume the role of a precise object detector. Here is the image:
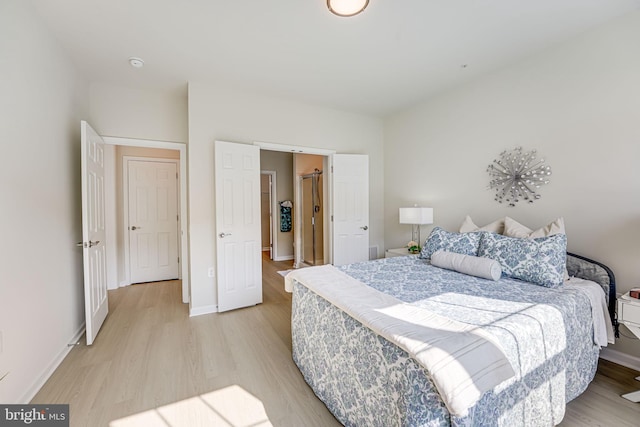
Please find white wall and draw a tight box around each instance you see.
[89,83,188,143]
[384,11,640,359]
[188,82,384,314]
[0,0,89,402]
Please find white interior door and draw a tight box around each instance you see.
[331,154,369,266]
[81,121,108,345]
[128,160,179,284]
[215,141,262,312]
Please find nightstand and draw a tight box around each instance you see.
[617,293,640,402]
[385,247,419,258]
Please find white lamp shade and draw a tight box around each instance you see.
[399,207,433,225]
[327,0,369,17]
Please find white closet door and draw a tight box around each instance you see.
[332,154,369,266]
[215,141,262,312]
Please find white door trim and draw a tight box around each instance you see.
[327,155,334,265]
[104,146,117,291]
[102,136,189,304]
[294,175,303,267]
[123,157,180,285]
[254,141,336,156]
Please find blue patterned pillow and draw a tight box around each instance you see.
[478,233,567,288]
[419,227,483,260]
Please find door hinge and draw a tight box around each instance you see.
[176,172,178,179]
[331,215,334,222]
[178,257,180,263]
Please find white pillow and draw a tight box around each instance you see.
[459,215,505,234]
[503,216,565,239]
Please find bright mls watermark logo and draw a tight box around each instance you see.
[0,405,68,426]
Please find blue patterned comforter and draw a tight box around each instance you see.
[291,256,601,426]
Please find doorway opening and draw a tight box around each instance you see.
[260,171,276,260]
[103,137,189,304]
[258,150,295,267]
[257,145,333,272]
[293,153,328,268]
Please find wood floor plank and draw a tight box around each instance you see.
[31,256,640,426]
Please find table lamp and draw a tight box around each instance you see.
[399,206,433,249]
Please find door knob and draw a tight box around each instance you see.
[131,226,141,230]
[77,240,100,248]
[219,232,232,238]
[360,226,369,231]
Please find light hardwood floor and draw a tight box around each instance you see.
[33,254,640,426]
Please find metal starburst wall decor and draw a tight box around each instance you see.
[487,147,552,206]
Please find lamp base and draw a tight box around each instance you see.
[412,225,421,247]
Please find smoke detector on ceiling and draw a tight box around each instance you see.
[128,57,144,68]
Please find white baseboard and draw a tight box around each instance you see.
[600,347,640,372]
[274,255,294,261]
[20,323,86,403]
[189,304,217,317]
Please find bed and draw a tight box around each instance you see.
[285,224,617,427]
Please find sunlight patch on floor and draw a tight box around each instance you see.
[109,385,272,427]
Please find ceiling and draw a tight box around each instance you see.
[30,0,640,117]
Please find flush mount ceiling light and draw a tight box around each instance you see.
[327,0,369,17]
[128,57,144,68]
